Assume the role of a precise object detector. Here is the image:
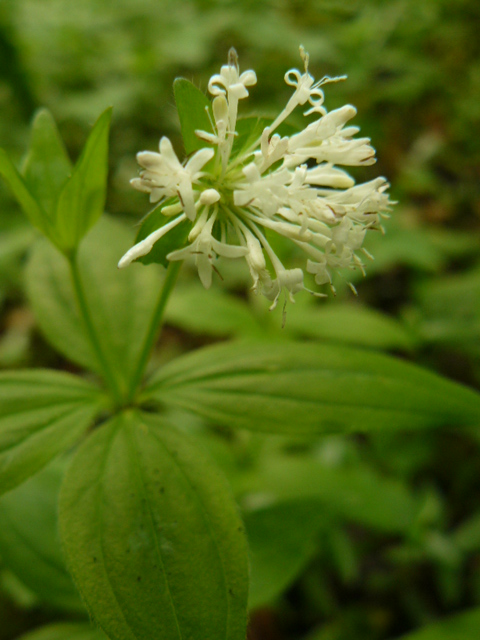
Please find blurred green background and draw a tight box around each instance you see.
[1,1,480,639]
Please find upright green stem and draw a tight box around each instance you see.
[68,251,123,405]
[126,261,182,402]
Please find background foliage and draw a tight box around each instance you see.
[1,1,480,639]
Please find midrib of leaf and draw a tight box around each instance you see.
[158,385,461,418]
[0,405,97,456]
[97,423,138,640]
[0,399,96,420]
[141,417,233,640]
[0,373,98,394]
[127,422,183,640]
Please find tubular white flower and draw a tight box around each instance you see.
[131,137,214,220]
[208,47,257,135]
[122,46,394,311]
[257,129,289,172]
[288,105,358,152]
[305,165,355,189]
[292,137,376,166]
[233,163,291,216]
[208,63,257,101]
[118,213,187,269]
[264,267,305,309]
[253,228,307,309]
[167,211,248,289]
[241,228,272,294]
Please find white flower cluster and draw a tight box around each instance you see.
[119,47,393,308]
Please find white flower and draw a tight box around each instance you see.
[208,47,257,133]
[119,46,394,309]
[305,164,354,190]
[117,213,187,269]
[130,137,214,220]
[233,163,291,216]
[166,210,247,289]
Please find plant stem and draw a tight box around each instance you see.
[68,252,123,405]
[126,260,182,402]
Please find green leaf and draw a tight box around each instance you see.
[144,342,480,434]
[284,302,415,350]
[17,622,106,640]
[25,216,162,392]
[164,283,264,337]
[174,78,213,155]
[60,411,249,640]
[245,500,325,610]
[0,148,52,238]
[413,265,480,350]
[362,223,445,274]
[133,202,190,267]
[241,454,418,533]
[396,607,480,640]
[0,369,103,495]
[360,213,480,281]
[0,459,84,612]
[55,107,112,251]
[22,108,72,217]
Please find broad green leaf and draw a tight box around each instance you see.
[0,148,52,238]
[0,369,103,495]
[133,201,190,267]
[241,455,418,533]
[0,459,84,612]
[60,411,249,640]
[284,302,415,350]
[174,78,213,155]
[245,500,326,610]
[164,284,264,337]
[358,214,478,281]
[361,222,446,274]
[17,622,106,640]
[55,107,112,250]
[395,607,480,640]
[22,108,72,217]
[144,342,480,434]
[412,265,480,350]
[25,216,162,393]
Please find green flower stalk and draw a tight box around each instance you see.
[119,46,393,307]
